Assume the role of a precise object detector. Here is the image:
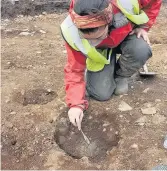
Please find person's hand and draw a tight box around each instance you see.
[68,107,84,130]
[129,28,150,46]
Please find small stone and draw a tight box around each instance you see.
[110,127,113,131]
[131,86,134,89]
[115,131,119,135]
[63,50,67,54]
[16,160,20,163]
[18,15,24,18]
[138,122,145,126]
[59,106,64,110]
[47,88,52,93]
[5,99,10,103]
[103,123,110,127]
[36,51,41,54]
[23,112,30,116]
[152,115,166,125]
[42,12,47,15]
[35,127,40,132]
[118,101,132,111]
[155,99,161,103]
[137,81,143,84]
[119,115,123,118]
[7,61,11,65]
[21,89,25,95]
[88,116,92,119]
[14,127,18,131]
[22,28,29,32]
[4,19,10,22]
[120,95,123,98]
[143,88,150,93]
[141,107,156,115]
[81,156,89,164]
[135,116,148,125]
[19,32,31,36]
[103,128,106,132]
[106,108,110,111]
[130,143,138,149]
[39,30,46,34]
[70,131,75,135]
[10,111,16,115]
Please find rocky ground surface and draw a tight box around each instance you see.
[1,3,167,170]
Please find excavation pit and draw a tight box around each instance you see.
[54,110,120,161]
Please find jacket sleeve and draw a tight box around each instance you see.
[69,0,75,12]
[64,42,89,109]
[139,0,162,30]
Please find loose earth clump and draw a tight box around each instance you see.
[54,110,120,161]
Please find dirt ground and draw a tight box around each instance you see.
[1,0,69,18]
[1,4,167,170]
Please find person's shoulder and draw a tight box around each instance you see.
[139,0,162,9]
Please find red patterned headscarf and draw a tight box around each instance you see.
[70,3,113,29]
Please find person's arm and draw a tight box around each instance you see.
[64,42,88,110]
[130,0,162,45]
[139,0,162,31]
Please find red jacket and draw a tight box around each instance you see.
[64,0,162,109]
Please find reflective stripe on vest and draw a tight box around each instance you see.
[116,0,149,25]
[61,0,149,72]
[61,16,110,72]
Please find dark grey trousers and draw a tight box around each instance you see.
[86,34,152,101]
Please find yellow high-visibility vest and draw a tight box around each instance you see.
[61,0,149,72]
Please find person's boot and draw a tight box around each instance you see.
[114,77,128,95]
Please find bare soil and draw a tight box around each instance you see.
[1,0,69,18]
[1,4,167,170]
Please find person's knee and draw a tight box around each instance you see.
[131,38,152,64]
[95,91,113,101]
[87,86,115,101]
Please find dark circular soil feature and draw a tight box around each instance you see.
[54,110,120,161]
[13,88,57,105]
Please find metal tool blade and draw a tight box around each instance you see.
[80,129,90,145]
[139,64,156,77]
